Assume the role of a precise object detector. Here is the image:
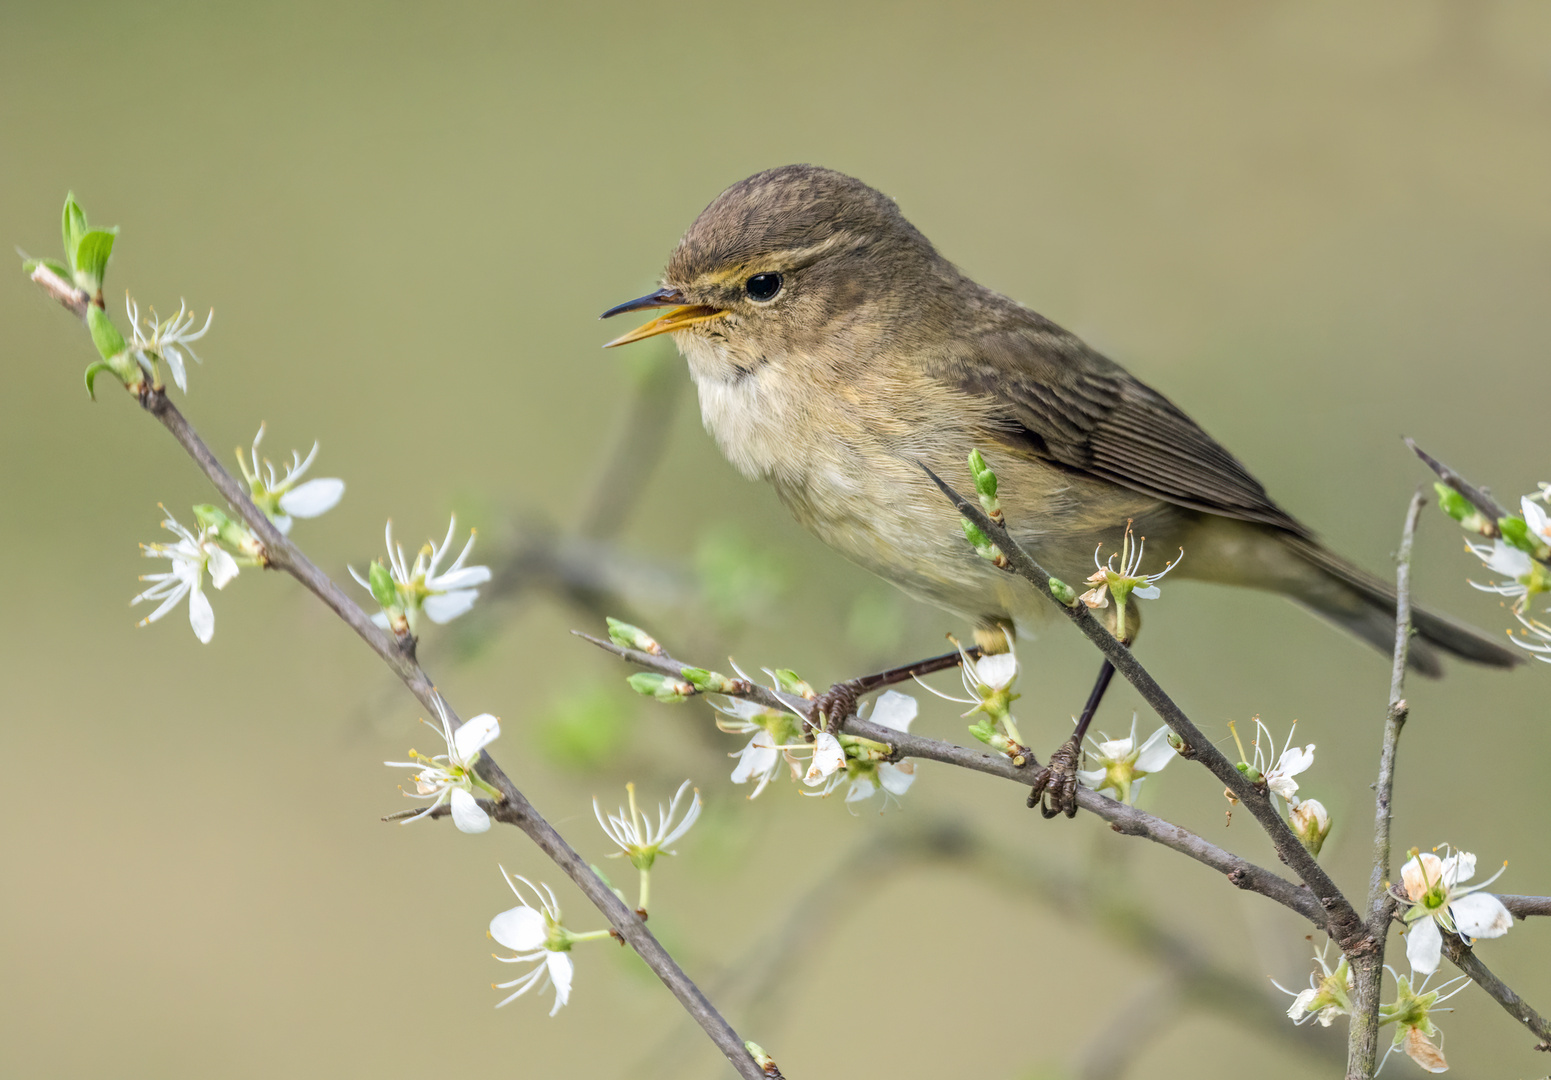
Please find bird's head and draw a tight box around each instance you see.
[601,165,951,381]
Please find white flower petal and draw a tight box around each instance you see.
[490,905,547,951]
[1451,892,1513,939]
[1133,726,1176,773]
[371,611,391,629]
[803,732,845,785]
[1483,540,1532,577]
[731,731,779,784]
[431,565,492,591]
[1076,767,1106,789]
[163,346,188,392]
[1402,852,1441,902]
[1523,497,1550,542]
[879,760,915,796]
[868,690,917,732]
[272,513,294,535]
[1094,736,1134,761]
[188,586,215,643]
[545,951,573,1014]
[1276,744,1316,778]
[974,652,1018,689]
[1288,987,1317,1020]
[1131,584,1160,599]
[279,477,345,518]
[424,589,479,623]
[845,776,877,804]
[207,546,240,589]
[1405,916,1443,974]
[452,713,501,764]
[1442,849,1476,887]
[450,787,491,833]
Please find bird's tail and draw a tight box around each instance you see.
[1278,534,1521,677]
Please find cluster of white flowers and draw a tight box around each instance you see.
[350,515,491,635]
[1452,486,1551,662]
[130,426,345,643]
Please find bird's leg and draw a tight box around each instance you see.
[809,647,983,736]
[1027,658,1116,818]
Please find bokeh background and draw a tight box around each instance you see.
[3,2,1548,1077]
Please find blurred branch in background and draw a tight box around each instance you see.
[640,817,1345,1080]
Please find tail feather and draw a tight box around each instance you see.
[1279,535,1522,676]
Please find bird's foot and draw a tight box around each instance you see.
[809,681,859,736]
[1027,736,1082,819]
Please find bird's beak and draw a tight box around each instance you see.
[600,287,727,348]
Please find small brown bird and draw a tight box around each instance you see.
[602,165,1517,812]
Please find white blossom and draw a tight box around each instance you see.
[1076,714,1175,805]
[131,510,239,644]
[384,695,500,833]
[1080,522,1182,608]
[126,295,212,393]
[1400,847,1513,974]
[594,780,701,869]
[838,691,919,809]
[1273,943,1352,1028]
[713,696,799,798]
[350,515,491,632]
[490,870,574,1015]
[1466,538,1537,609]
[1523,495,1551,547]
[1239,718,1314,810]
[235,424,345,534]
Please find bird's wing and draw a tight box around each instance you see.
[945,320,1312,538]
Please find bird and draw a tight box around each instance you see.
[600,164,1519,815]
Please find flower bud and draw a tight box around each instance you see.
[1290,798,1332,856]
[771,669,815,699]
[680,666,742,694]
[967,449,1002,522]
[1048,576,1078,606]
[960,518,1006,565]
[626,672,695,703]
[192,504,266,561]
[606,617,662,655]
[367,559,399,610]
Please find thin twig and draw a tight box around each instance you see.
[1440,933,1551,1050]
[1406,438,1509,530]
[1499,896,1551,920]
[577,633,1327,927]
[918,465,1370,951]
[1349,490,1424,1079]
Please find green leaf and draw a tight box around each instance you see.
[72,229,116,290]
[86,306,127,361]
[83,360,117,400]
[61,193,87,266]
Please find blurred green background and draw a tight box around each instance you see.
[3,2,1548,1077]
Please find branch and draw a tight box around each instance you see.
[577,633,1326,927]
[1499,895,1551,920]
[138,390,764,1078]
[919,465,1369,950]
[1406,438,1509,530]
[1441,932,1551,1050]
[1349,490,1424,1079]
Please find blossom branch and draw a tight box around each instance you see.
[1348,490,1424,1079]
[30,256,766,1077]
[919,465,1370,950]
[577,633,1326,927]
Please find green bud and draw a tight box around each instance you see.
[193,504,265,560]
[627,671,694,702]
[961,517,991,550]
[680,666,741,694]
[72,229,116,293]
[1235,760,1264,784]
[86,305,126,362]
[1048,576,1078,606]
[771,669,815,698]
[967,448,1002,520]
[367,559,399,610]
[61,193,88,268]
[606,616,662,655]
[1433,482,1471,523]
[745,1042,778,1074]
[1498,515,1534,553]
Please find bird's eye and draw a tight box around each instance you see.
[744,272,783,302]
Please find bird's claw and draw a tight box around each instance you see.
[810,682,859,736]
[1027,737,1081,818]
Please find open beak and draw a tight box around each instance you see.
[600,287,726,348]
